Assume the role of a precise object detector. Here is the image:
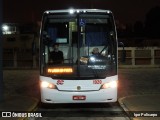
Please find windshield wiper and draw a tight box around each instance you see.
[100,45,108,54]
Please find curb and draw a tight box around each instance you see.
[17,97,39,120]
[118,97,133,120]
[118,94,160,120]
[26,97,39,112]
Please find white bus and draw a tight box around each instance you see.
[39,9,118,104]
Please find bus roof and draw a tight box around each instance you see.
[44,9,112,14]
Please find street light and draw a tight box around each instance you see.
[2,25,9,31]
[2,24,9,34]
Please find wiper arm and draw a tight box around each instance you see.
[100,46,107,54]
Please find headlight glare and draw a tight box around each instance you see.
[40,81,56,89]
[101,81,117,89]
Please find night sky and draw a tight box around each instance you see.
[3,0,160,24]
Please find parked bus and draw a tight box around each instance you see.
[39,9,118,104]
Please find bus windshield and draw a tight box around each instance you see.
[40,11,117,79]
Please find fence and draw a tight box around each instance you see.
[3,49,39,69]
[2,47,160,69]
[118,47,160,67]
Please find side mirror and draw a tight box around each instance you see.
[43,35,52,45]
[42,31,52,45]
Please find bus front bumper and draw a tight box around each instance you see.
[40,88,117,103]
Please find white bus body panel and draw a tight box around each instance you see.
[40,75,118,103]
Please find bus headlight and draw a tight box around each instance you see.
[40,81,56,89]
[101,81,117,89]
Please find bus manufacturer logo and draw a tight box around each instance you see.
[57,80,64,85]
[93,80,102,84]
[77,86,81,90]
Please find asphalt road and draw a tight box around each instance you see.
[3,68,160,120]
[118,68,160,98]
[36,102,129,120]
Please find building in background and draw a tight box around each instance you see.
[2,23,39,68]
[1,22,160,68]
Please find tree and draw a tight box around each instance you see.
[145,6,160,38]
[133,21,144,37]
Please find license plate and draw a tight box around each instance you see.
[73,96,86,100]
